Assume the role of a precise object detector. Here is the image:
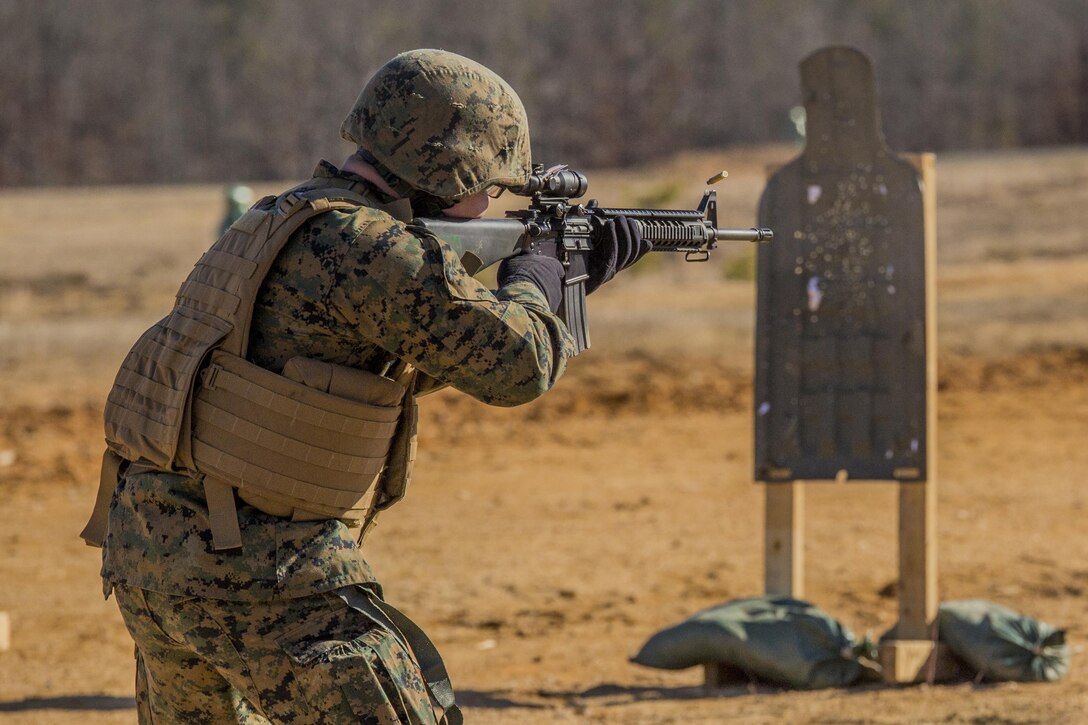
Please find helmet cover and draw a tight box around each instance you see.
[341,49,531,201]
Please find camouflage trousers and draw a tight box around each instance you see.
[114,584,440,724]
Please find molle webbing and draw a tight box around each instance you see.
[90,175,420,550]
[190,351,403,515]
[103,307,231,466]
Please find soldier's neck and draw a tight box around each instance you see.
[341,154,400,200]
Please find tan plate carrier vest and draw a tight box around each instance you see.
[81,178,420,551]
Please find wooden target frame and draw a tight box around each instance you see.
[707,46,948,686]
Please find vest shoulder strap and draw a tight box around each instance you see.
[221,182,374,357]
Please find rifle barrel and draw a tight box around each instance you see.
[714,227,773,243]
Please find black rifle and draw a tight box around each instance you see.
[416,164,773,354]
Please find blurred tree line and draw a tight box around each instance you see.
[2,0,1085,186]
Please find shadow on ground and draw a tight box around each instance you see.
[458,682,757,711]
[462,680,963,711]
[0,695,136,712]
[545,682,756,703]
[456,690,549,710]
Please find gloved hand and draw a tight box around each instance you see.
[585,215,652,294]
[497,253,565,313]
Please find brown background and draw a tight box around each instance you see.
[1,144,1086,722]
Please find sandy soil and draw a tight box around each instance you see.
[1,146,1086,723]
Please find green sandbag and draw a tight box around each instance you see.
[631,596,866,689]
[936,599,1069,682]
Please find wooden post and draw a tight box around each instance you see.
[897,480,938,638]
[764,481,805,597]
[879,152,946,683]
[877,479,940,682]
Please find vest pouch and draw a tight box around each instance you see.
[245,357,407,520]
[189,351,405,522]
[282,356,406,407]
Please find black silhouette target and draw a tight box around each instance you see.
[755,47,928,482]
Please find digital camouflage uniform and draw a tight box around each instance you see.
[102,157,574,723]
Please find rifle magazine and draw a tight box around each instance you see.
[561,279,589,354]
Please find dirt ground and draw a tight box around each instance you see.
[1,146,1086,723]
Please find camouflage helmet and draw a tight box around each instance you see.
[341,49,531,202]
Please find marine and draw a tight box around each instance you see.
[83,49,647,723]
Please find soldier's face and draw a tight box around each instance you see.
[441,190,491,219]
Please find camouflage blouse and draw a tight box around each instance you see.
[101,161,574,601]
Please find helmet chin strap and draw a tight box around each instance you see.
[355,149,453,217]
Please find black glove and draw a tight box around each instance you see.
[585,215,652,294]
[497,253,565,313]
